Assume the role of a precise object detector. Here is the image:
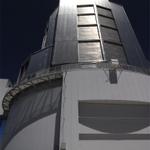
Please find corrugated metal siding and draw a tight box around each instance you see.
[45,8,58,65]
[78,26,99,41]
[4,115,57,150]
[78,15,96,25]
[97,6,113,17]
[97,5,127,63]
[103,42,127,63]
[48,0,148,67]
[101,26,121,44]
[2,80,62,149]
[77,6,95,14]
[77,4,103,62]
[53,41,78,64]
[78,42,102,62]
[52,0,78,65]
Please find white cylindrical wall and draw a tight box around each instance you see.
[60,69,150,150]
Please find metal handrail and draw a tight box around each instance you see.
[2,61,150,115]
[18,61,150,84]
[17,45,150,84]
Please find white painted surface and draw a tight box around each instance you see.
[66,70,150,103]
[60,69,150,150]
[0,79,11,115]
[5,114,56,150]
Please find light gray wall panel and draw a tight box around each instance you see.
[65,70,150,105]
[59,0,77,15]
[79,140,150,150]
[60,69,150,150]
[4,115,56,150]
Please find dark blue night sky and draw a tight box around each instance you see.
[1,0,149,83]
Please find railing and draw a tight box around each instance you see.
[2,61,150,115]
[18,61,150,84]
[17,45,150,84]
[2,46,150,114]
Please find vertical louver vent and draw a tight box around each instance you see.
[97,6,127,64]
[77,5,103,62]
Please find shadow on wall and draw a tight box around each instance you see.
[79,101,150,134]
[2,79,62,150]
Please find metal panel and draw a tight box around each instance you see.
[78,42,102,62]
[45,9,58,66]
[2,80,62,149]
[27,49,49,74]
[97,6,113,18]
[45,8,58,47]
[98,15,116,29]
[103,42,127,63]
[78,15,96,25]
[78,26,99,41]
[53,41,78,65]
[110,3,149,67]
[101,26,121,44]
[77,6,95,14]
[53,0,78,65]
[55,14,77,41]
